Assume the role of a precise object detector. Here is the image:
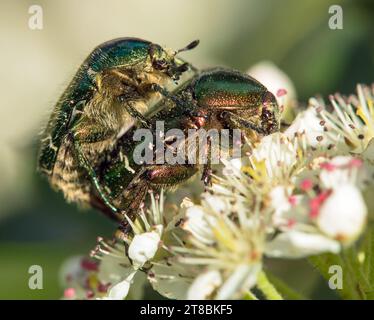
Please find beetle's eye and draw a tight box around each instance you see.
[153,58,167,70]
[262,108,272,120]
[219,111,228,119]
[262,91,276,107]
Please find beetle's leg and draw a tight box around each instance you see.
[89,194,122,223]
[74,140,120,215]
[72,120,115,143]
[114,173,150,235]
[149,83,187,107]
[144,164,199,186]
[115,165,199,235]
[201,136,212,187]
[223,112,267,135]
[118,96,152,129]
[123,165,198,214]
[68,132,121,217]
[122,165,198,216]
[101,70,151,128]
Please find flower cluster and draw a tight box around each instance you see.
[60,80,374,300]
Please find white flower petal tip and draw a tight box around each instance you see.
[182,206,215,245]
[203,194,230,214]
[187,270,222,300]
[265,231,341,258]
[106,271,137,300]
[128,230,161,267]
[317,184,367,244]
[180,197,194,208]
[216,264,261,300]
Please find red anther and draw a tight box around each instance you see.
[320,162,336,172]
[300,179,313,191]
[80,258,99,271]
[288,195,297,206]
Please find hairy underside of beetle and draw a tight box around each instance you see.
[49,67,177,208]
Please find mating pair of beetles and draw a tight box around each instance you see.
[38,37,280,232]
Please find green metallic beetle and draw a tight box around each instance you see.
[93,68,280,229]
[38,37,199,214]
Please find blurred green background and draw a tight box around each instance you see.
[0,0,373,299]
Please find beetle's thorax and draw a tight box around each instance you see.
[83,66,173,132]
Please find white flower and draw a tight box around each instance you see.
[250,132,298,184]
[311,84,374,157]
[59,255,87,288]
[318,156,366,190]
[217,133,369,261]
[187,270,222,300]
[216,264,261,300]
[171,185,265,299]
[269,185,292,224]
[59,255,110,300]
[265,231,341,258]
[88,191,178,300]
[128,228,161,267]
[203,193,231,214]
[105,270,137,300]
[183,206,215,245]
[148,259,194,300]
[59,84,374,300]
[285,107,327,147]
[98,254,133,285]
[317,184,367,243]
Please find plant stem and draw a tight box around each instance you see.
[243,290,258,300]
[257,271,283,300]
[361,224,374,299]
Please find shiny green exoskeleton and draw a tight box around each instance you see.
[94,69,280,230]
[38,37,199,213]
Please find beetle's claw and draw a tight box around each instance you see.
[202,168,212,187]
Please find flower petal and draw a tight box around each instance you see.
[187,270,222,300]
[128,229,161,267]
[106,270,137,300]
[148,260,193,300]
[182,206,215,245]
[317,184,367,243]
[265,230,341,258]
[216,264,261,300]
[285,108,327,147]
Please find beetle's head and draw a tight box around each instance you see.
[149,40,199,81]
[194,70,280,137]
[220,90,280,137]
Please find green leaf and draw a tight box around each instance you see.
[266,272,307,300]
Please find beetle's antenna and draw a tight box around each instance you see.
[176,40,200,54]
